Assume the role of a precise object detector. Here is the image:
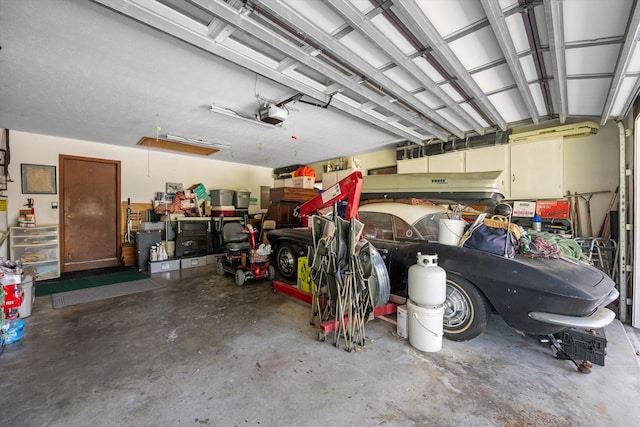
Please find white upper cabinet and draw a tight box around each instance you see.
[509,137,563,199]
[397,157,428,174]
[465,145,510,197]
[428,151,465,172]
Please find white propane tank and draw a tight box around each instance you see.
[408,253,446,307]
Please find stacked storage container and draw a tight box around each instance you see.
[210,189,235,217]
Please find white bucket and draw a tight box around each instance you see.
[438,219,466,246]
[407,299,444,352]
[18,276,35,318]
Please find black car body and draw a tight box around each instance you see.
[266,202,618,341]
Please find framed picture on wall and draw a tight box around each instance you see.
[21,163,57,194]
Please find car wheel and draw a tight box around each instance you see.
[266,264,276,281]
[276,243,298,281]
[235,269,246,286]
[442,274,490,341]
[216,260,225,276]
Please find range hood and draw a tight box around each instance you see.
[361,171,506,205]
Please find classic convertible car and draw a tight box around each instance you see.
[266,201,619,341]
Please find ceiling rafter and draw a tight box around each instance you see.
[481,0,539,124]
[250,0,464,138]
[198,0,446,141]
[322,0,483,136]
[543,0,567,123]
[97,0,434,143]
[600,0,640,123]
[94,0,427,143]
[518,0,553,119]
[391,0,507,131]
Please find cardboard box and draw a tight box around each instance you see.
[537,200,570,219]
[188,183,209,200]
[513,201,536,217]
[292,176,315,189]
[180,199,197,210]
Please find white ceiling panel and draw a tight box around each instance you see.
[411,57,446,84]
[436,107,471,133]
[498,0,518,9]
[460,102,490,128]
[370,14,417,56]
[563,0,632,42]
[519,55,538,82]
[529,82,548,117]
[472,63,516,93]
[565,44,621,75]
[414,91,445,110]
[567,78,611,116]
[627,46,640,73]
[504,12,529,53]
[440,83,466,103]
[448,27,504,70]
[382,67,422,92]
[282,0,344,34]
[1,0,640,167]
[338,31,391,69]
[416,0,487,38]
[488,87,529,123]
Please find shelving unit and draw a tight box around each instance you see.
[10,225,60,280]
[175,219,212,258]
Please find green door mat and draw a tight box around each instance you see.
[35,270,149,296]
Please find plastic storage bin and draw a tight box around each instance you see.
[234,191,250,209]
[210,189,235,206]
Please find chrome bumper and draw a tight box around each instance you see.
[528,288,619,329]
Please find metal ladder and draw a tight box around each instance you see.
[574,237,618,281]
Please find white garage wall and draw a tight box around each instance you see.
[3,131,274,226]
[563,121,620,237]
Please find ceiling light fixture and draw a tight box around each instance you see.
[209,104,281,128]
[165,133,230,147]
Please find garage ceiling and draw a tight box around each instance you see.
[1,0,639,168]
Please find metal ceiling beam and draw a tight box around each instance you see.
[517,0,553,120]
[188,0,446,141]
[251,0,463,138]
[320,0,481,136]
[392,0,508,131]
[600,0,640,123]
[92,0,427,143]
[481,0,539,124]
[544,0,567,123]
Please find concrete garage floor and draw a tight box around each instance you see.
[2,264,640,426]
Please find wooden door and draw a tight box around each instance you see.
[60,155,121,272]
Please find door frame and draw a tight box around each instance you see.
[59,154,121,272]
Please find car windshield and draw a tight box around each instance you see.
[412,211,450,241]
[359,209,450,242]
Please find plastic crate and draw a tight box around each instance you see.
[210,189,235,206]
[559,327,607,366]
